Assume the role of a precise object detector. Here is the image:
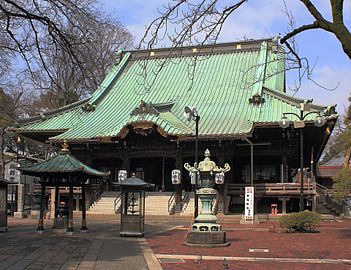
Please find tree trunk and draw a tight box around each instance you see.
[0,127,5,178]
[332,23,351,60]
[343,147,351,168]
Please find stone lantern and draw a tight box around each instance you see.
[184,149,230,246]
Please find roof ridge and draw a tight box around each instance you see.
[90,52,132,106]
[128,38,282,60]
[18,98,90,126]
[130,38,276,53]
[250,41,268,98]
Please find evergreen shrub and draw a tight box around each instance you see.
[279,211,321,232]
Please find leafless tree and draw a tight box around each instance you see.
[30,14,133,109]
[0,84,34,176]
[137,0,349,91]
[0,0,96,76]
[0,0,133,109]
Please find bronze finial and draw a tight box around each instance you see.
[204,149,210,158]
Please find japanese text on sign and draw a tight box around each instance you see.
[245,186,254,222]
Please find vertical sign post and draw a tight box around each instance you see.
[245,186,254,223]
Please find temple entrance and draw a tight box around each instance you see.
[130,157,176,191]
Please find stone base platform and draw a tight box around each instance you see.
[185,231,230,247]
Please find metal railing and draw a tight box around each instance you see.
[114,193,122,213]
[88,182,104,210]
[316,183,331,195]
[211,196,218,214]
[316,183,350,216]
[167,191,176,214]
[181,191,191,212]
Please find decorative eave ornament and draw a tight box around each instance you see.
[184,149,231,173]
[130,100,159,116]
[249,94,265,105]
[60,140,70,153]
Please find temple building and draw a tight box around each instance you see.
[13,38,338,214]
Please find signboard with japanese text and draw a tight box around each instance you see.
[245,186,254,222]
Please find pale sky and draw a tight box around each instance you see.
[98,0,351,115]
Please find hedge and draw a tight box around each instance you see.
[279,211,321,232]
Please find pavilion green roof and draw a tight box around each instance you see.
[18,150,110,177]
[15,39,337,142]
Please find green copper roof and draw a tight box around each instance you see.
[16,39,336,142]
[19,150,110,177]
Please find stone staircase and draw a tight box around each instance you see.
[316,183,350,217]
[180,193,203,216]
[144,192,173,215]
[88,191,120,215]
[88,191,175,215]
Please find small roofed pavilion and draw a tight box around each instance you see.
[19,141,109,232]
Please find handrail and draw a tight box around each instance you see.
[114,193,122,213]
[212,195,219,214]
[316,183,350,216]
[167,191,176,214]
[88,182,104,209]
[316,183,331,195]
[226,182,316,195]
[181,191,191,212]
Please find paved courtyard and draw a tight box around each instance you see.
[0,216,350,269]
[148,220,351,270]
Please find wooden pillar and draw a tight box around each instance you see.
[54,185,59,218]
[49,188,55,220]
[312,194,317,212]
[37,183,45,231]
[75,196,80,211]
[174,149,183,213]
[282,142,288,183]
[122,151,130,172]
[282,196,287,214]
[81,183,88,231]
[161,156,165,191]
[218,141,225,214]
[67,185,74,231]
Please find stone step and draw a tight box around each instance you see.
[89,191,173,215]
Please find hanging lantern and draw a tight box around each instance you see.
[215,172,225,185]
[279,116,290,129]
[190,172,197,185]
[118,170,127,182]
[171,169,181,185]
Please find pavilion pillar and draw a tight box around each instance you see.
[37,183,45,231]
[54,185,59,218]
[81,183,88,231]
[67,185,74,232]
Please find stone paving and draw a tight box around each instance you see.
[0,218,151,270]
[1,216,351,269]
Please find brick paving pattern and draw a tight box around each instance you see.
[161,260,350,270]
[147,220,351,270]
